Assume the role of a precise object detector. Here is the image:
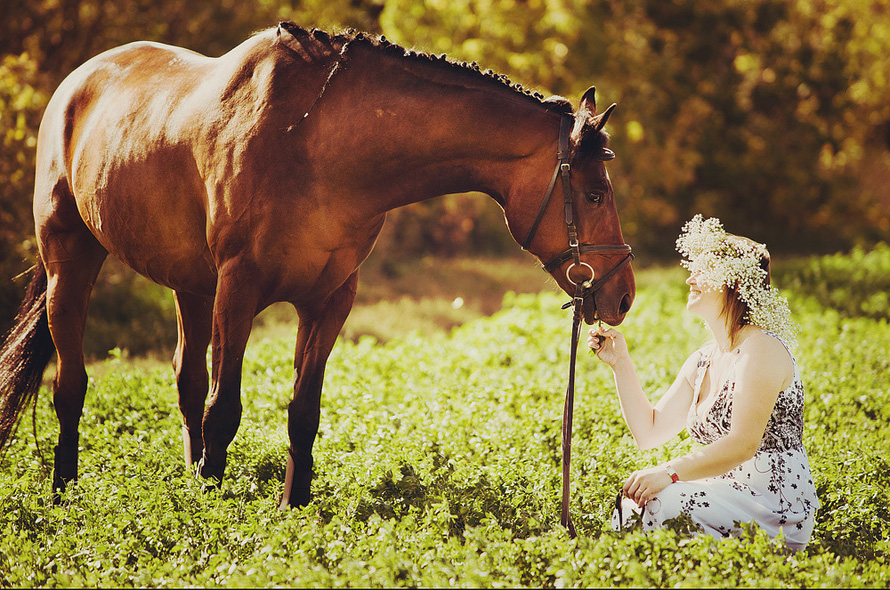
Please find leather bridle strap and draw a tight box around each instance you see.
[561,282,584,538]
[544,244,632,274]
[520,116,632,281]
[521,116,573,252]
[557,248,632,538]
[560,250,635,309]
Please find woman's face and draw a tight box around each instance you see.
[685,271,724,316]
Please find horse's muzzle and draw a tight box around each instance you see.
[584,289,633,325]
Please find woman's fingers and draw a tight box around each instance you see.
[587,327,613,351]
[628,486,644,506]
[623,471,649,507]
[623,472,639,495]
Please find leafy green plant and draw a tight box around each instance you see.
[0,258,888,587]
[775,242,890,321]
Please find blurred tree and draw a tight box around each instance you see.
[375,0,890,255]
[559,0,890,254]
[1,0,889,348]
[1,0,285,78]
[0,53,46,326]
[288,0,386,33]
[378,0,577,93]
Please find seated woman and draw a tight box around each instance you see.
[588,215,819,551]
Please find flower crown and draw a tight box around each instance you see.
[676,215,798,347]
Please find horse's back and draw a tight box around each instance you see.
[37,35,250,183]
[33,28,330,294]
[34,24,380,301]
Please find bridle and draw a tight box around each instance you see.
[521,115,634,294]
[522,114,633,537]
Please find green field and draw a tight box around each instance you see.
[1,250,889,587]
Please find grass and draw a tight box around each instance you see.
[1,248,888,587]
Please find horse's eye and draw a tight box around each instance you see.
[586,191,604,204]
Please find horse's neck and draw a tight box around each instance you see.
[318,52,560,214]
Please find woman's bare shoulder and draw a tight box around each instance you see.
[737,330,794,389]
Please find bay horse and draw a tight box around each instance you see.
[0,22,634,509]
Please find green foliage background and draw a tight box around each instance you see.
[0,251,888,587]
[2,0,890,344]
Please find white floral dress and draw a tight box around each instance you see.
[612,331,820,551]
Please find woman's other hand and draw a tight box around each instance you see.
[587,326,629,367]
[622,465,674,507]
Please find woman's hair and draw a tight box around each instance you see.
[721,234,771,344]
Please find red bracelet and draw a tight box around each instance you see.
[664,463,679,483]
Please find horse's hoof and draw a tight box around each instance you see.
[278,488,311,510]
[196,456,225,486]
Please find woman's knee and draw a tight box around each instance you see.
[645,483,695,524]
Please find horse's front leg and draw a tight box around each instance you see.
[197,268,260,484]
[280,271,358,509]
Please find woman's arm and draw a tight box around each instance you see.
[622,333,793,506]
[588,326,701,450]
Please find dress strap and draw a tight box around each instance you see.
[691,342,716,406]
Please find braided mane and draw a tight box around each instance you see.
[275,21,574,117]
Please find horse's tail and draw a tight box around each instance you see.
[0,261,55,454]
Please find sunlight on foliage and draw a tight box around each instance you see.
[1,252,888,587]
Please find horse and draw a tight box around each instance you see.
[0,22,635,509]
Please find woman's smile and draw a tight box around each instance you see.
[685,272,721,314]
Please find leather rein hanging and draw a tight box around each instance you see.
[522,115,633,537]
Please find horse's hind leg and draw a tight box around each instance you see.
[172,291,213,467]
[38,211,107,495]
[281,271,358,509]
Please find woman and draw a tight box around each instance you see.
[589,215,819,551]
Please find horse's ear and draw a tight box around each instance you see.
[572,87,616,160]
[579,86,597,115]
[593,103,617,132]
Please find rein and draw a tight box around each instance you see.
[522,115,633,537]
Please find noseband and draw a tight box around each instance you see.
[522,115,634,538]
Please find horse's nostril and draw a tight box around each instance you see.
[619,293,632,315]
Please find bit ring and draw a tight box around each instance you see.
[566,261,594,287]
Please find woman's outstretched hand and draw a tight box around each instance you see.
[587,326,629,367]
[623,466,674,507]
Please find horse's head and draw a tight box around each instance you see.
[510,86,635,325]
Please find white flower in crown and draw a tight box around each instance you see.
[676,215,798,347]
